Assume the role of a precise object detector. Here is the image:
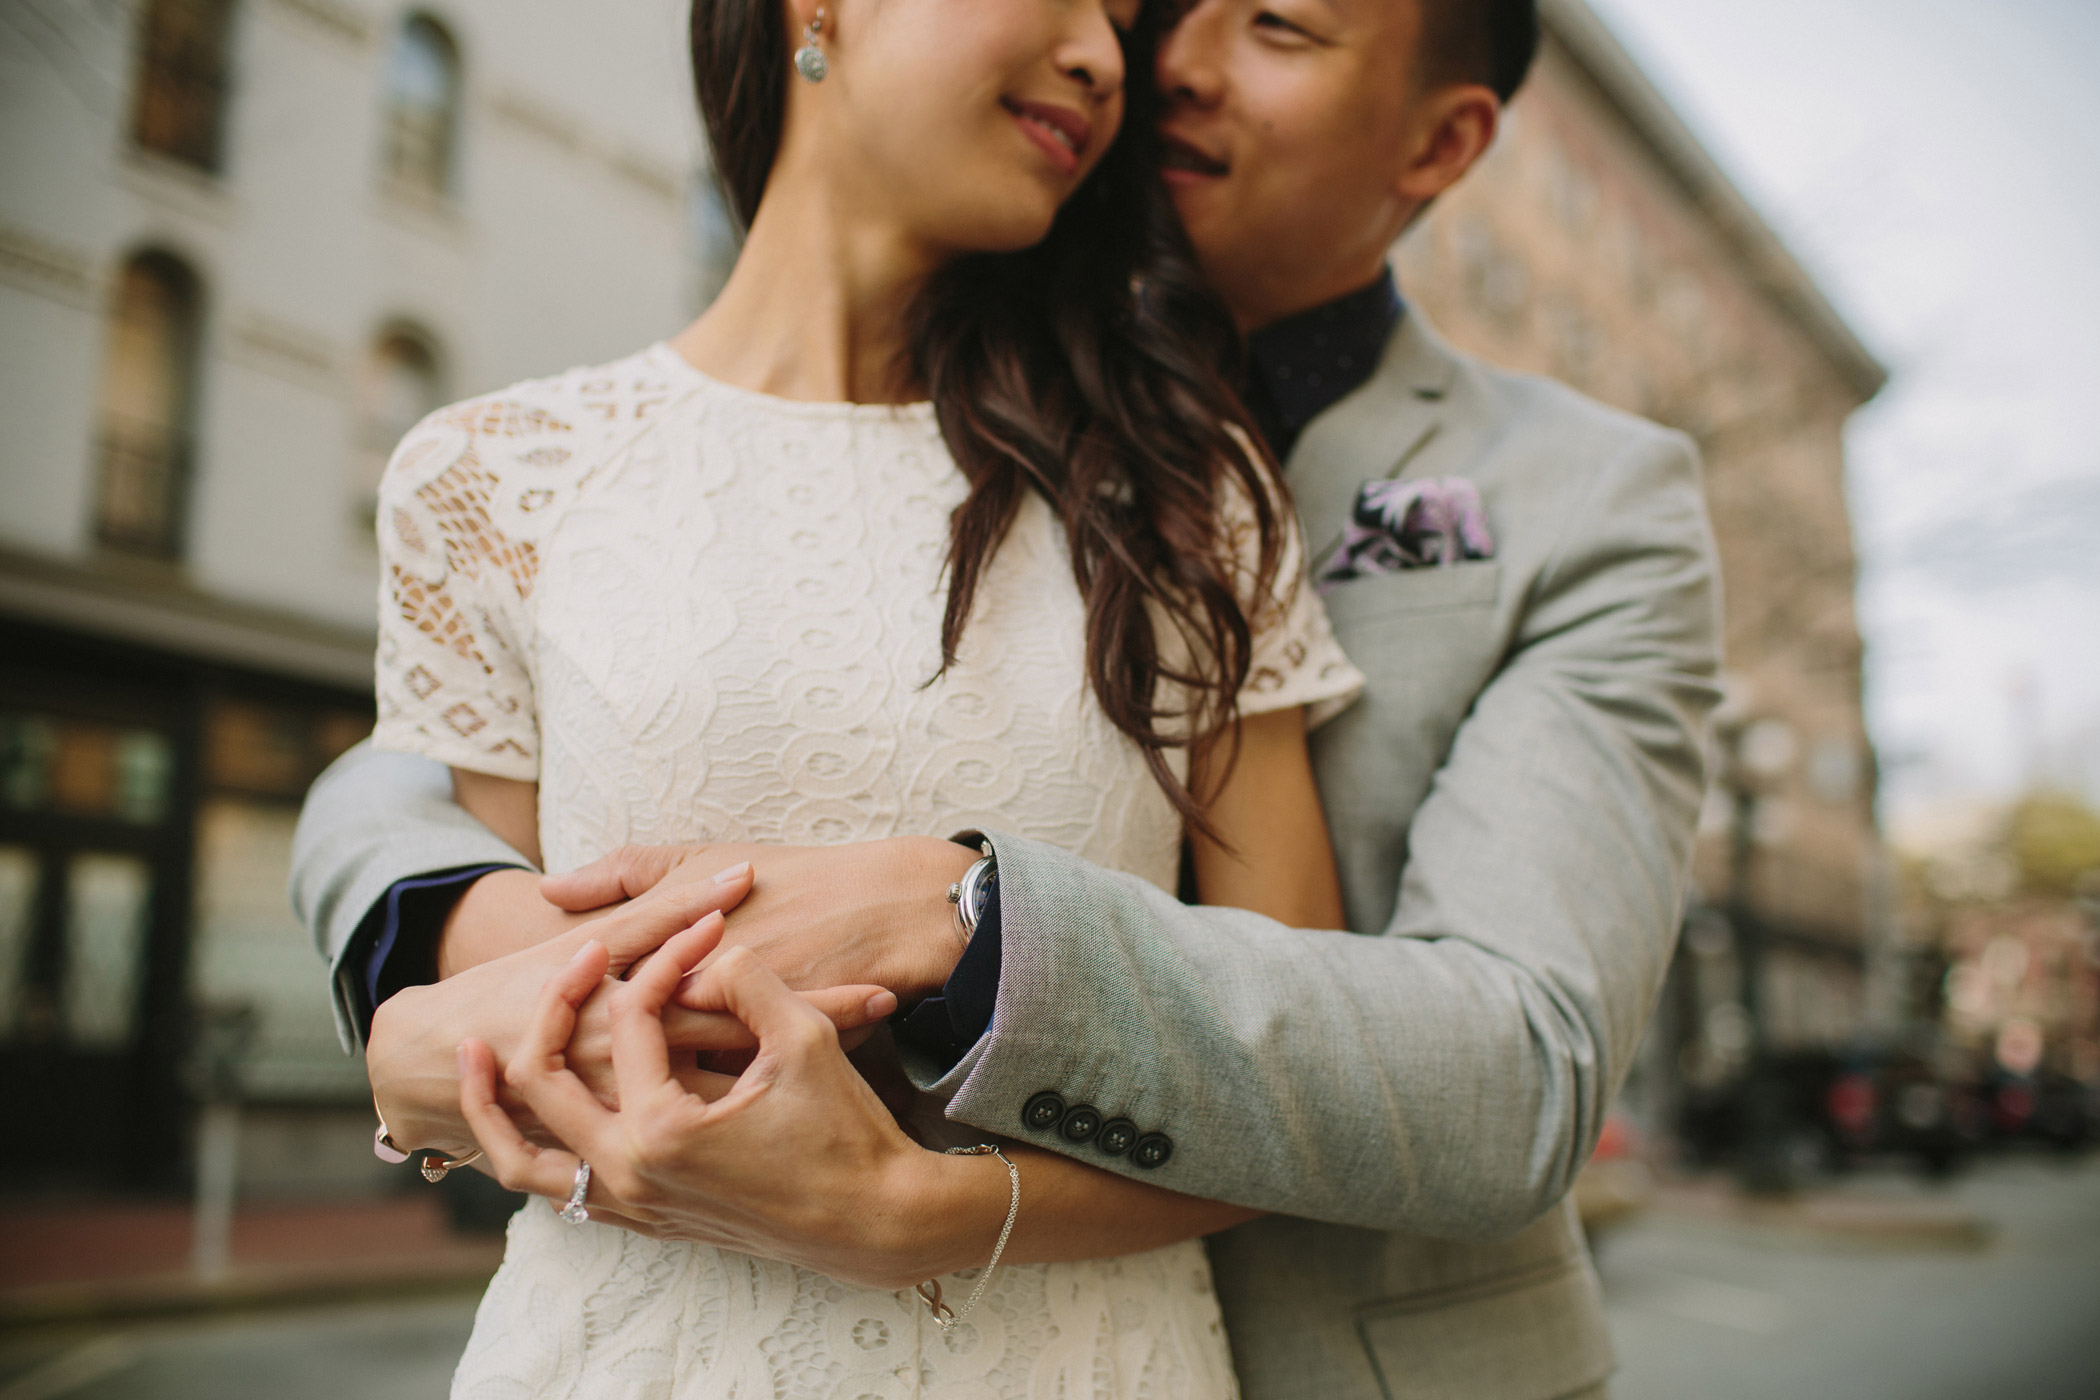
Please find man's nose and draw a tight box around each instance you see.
[1156,0,1225,106]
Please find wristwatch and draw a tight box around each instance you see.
[946,839,997,948]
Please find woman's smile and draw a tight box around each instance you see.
[1004,96,1095,177]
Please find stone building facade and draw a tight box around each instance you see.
[0,0,712,1190]
[1397,0,1888,1099]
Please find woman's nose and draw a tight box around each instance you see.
[1062,4,1129,100]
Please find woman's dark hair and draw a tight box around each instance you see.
[690,0,1287,832]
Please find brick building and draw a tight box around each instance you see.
[1397,0,1889,1112]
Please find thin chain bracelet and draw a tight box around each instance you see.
[914,1144,1020,1330]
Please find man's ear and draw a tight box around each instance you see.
[1393,84,1502,207]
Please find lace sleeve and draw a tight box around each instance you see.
[1222,450,1366,730]
[370,401,553,780]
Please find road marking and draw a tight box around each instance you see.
[0,1337,139,1400]
[1651,1274,1792,1335]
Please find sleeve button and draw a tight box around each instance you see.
[1022,1091,1066,1131]
[1058,1104,1102,1143]
[1096,1118,1138,1156]
[1131,1132,1174,1170]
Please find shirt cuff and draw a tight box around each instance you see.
[352,864,525,1041]
[895,874,1002,1070]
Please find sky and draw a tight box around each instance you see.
[1584,0,2100,831]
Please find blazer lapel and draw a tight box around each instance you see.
[1286,308,1466,571]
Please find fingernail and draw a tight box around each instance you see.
[866,991,897,1019]
[456,1042,471,1072]
[568,940,601,966]
[713,861,751,885]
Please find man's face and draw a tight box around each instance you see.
[1157,0,1430,330]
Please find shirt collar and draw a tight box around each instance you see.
[1243,272,1404,462]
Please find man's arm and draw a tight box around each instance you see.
[917,428,1722,1242]
[291,742,540,1051]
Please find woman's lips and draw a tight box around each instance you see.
[1004,98,1091,176]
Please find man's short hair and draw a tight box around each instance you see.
[1421,0,1540,104]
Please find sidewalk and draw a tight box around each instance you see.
[1645,1172,1998,1250]
[0,1196,504,1327]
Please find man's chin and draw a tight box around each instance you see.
[1166,180,1231,260]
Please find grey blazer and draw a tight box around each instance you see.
[292,307,1719,1400]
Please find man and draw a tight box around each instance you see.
[294,1,1720,1396]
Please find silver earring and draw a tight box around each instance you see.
[794,9,828,83]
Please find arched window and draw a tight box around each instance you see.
[94,251,205,559]
[354,325,444,537]
[129,0,238,172]
[382,14,462,196]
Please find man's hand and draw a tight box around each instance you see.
[367,867,896,1153]
[540,837,978,1003]
[458,921,1007,1289]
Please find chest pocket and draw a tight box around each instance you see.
[1323,560,1500,624]
[1321,561,1502,676]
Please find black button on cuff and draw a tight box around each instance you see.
[1096,1118,1137,1156]
[1022,1091,1066,1132]
[1059,1104,1102,1144]
[1131,1132,1175,1170]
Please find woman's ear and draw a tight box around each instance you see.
[1392,84,1501,207]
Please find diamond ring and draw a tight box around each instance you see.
[558,1161,592,1225]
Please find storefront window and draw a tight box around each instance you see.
[0,713,173,825]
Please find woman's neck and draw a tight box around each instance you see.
[669,162,937,406]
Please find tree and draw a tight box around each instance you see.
[2009,793,2100,900]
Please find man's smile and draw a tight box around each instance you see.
[1159,131,1229,181]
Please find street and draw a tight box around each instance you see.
[1601,1153,2100,1400]
[3,1154,2095,1400]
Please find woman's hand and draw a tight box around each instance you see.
[458,917,1010,1289]
[368,870,895,1154]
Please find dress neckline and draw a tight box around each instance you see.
[647,343,939,425]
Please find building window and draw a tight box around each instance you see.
[382,14,463,197]
[355,326,445,538]
[93,251,205,560]
[129,0,237,172]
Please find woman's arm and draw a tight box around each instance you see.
[441,769,589,976]
[1188,705,1346,928]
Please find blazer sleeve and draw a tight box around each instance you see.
[291,739,534,1053]
[907,428,1722,1241]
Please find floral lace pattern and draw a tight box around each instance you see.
[372,345,1362,1399]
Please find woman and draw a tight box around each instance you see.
[372,0,1362,1393]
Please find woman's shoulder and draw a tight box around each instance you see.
[386,345,690,484]
[375,345,694,593]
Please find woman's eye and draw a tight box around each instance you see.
[1252,11,1311,40]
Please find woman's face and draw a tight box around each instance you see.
[802,0,1140,255]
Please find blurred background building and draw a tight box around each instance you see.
[1398,0,1895,1160]
[0,0,721,1195]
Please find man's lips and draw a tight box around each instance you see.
[1159,133,1228,178]
[1004,98,1092,176]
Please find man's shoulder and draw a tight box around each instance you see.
[1445,345,1694,481]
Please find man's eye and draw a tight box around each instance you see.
[1252,11,1310,39]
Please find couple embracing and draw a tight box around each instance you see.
[293,0,1721,1396]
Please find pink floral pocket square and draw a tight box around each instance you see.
[1316,477,1495,594]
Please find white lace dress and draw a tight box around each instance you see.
[371,344,1364,1400]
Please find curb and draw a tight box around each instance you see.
[0,1247,502,1331]
[1649,1183,1996,1252]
